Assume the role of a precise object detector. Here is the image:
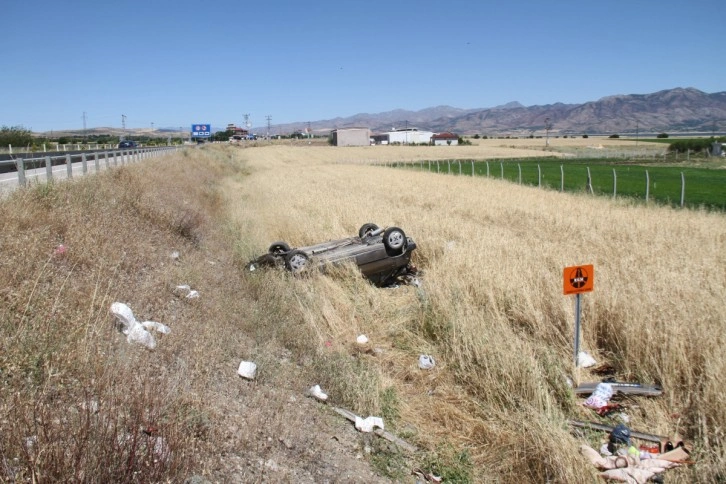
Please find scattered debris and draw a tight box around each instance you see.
[356,334,369,345]
[418,354,436,370]
[583,382,613,410]
[575,381,663,397]
[569,420,666,447]
[237,361,257,380]
[247,223,419,287]
[307,385,328,402]
[355,416,385,433]
[412,468,442,482]
[170,250,180,261]
[331,406,417,453]
[53,244,67,257]
[110,302,170,350]
[577,351,597,368]
[175,284,199,299]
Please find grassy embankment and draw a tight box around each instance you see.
[1,142,724,482]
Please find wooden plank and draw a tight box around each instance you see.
[568,419,666,443]
[332,406,418,453]
[575,382,663,396]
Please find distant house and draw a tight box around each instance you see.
[432,132,459,146]
[227,123,249,141]
[332,128,371,147]
[386,128,434,145]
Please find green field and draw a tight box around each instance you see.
[406,158,726,210]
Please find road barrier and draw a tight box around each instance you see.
[1,146,184,197]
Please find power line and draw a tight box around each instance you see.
[266,115,272,139]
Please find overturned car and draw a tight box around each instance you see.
[248,223,417,286]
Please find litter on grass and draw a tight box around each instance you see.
[110,302,170,350]
[307,385,328,401]
[237,361,257,380]
[354,416,384,433]
[175,285,199,299]
[418,354,436,370]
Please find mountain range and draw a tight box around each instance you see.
[260,87,726,137]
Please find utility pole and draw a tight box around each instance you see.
[121,114,127,140]
[266,115,272,139]
[636,120,639,146]
[82,111,87,140]
[545,117,552,147]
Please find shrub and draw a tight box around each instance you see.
[609,134,620,139]
[657,133,669,139]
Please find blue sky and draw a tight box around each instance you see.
[3,0,724,132]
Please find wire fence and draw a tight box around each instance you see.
[383,157,726,211]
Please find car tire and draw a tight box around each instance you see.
[383,227,406,254]
[285,250,309,273]
[358,223,380,239]
[268,241,291,255]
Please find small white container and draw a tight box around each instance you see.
[237,361,257,379]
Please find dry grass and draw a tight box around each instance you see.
[226,143,725,482]
[1,141,723,482]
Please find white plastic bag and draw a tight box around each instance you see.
[418,354,436,370]
[110,302,170,350]
[308,384,328,401]
[578,351,597,368]
[354,416,384,433]
[584,382,614,409]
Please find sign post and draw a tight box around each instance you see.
[563,264,594,367]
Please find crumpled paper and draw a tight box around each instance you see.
[354,416,384,433]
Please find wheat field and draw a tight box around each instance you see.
[226,142,725,481]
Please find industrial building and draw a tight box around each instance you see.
[331,128,371,147]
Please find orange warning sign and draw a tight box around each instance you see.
[563,264,594,295]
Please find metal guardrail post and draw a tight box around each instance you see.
[104,151,110,168]
[94,152,99,172]
[17,158,26,186]
[66,154,72,178]
[82,153,88,174]
[45,156,53,181]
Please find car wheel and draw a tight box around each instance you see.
[285,250,309,273]
[268,241,291,255]
[358,223,380,239]
[383,227,406,254]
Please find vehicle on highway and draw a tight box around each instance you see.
[248,223,418,286]
[118,140,138,149]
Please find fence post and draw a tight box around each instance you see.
[104,152,109,168]
[17,158,26,186]
[458,160,461,175]
[486,161,489,177]
[560,165,564,192]
[612,169,617,199]
[94,152,99,172]
[428,160,431,171]
[447,160,451,174]
[680,172,685,208]
[645,170,650,202]
[500,162,504,180]
[517,163,522,184]
[45,156,53,181]
[537,164,541,188]
[586,167,593,194]
[66,154,72,179]
[82,153,88,174]
[436,161,439,173]
[471,161,474,176]
[8,144,11,154]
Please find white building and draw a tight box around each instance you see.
[386,128,434,145]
